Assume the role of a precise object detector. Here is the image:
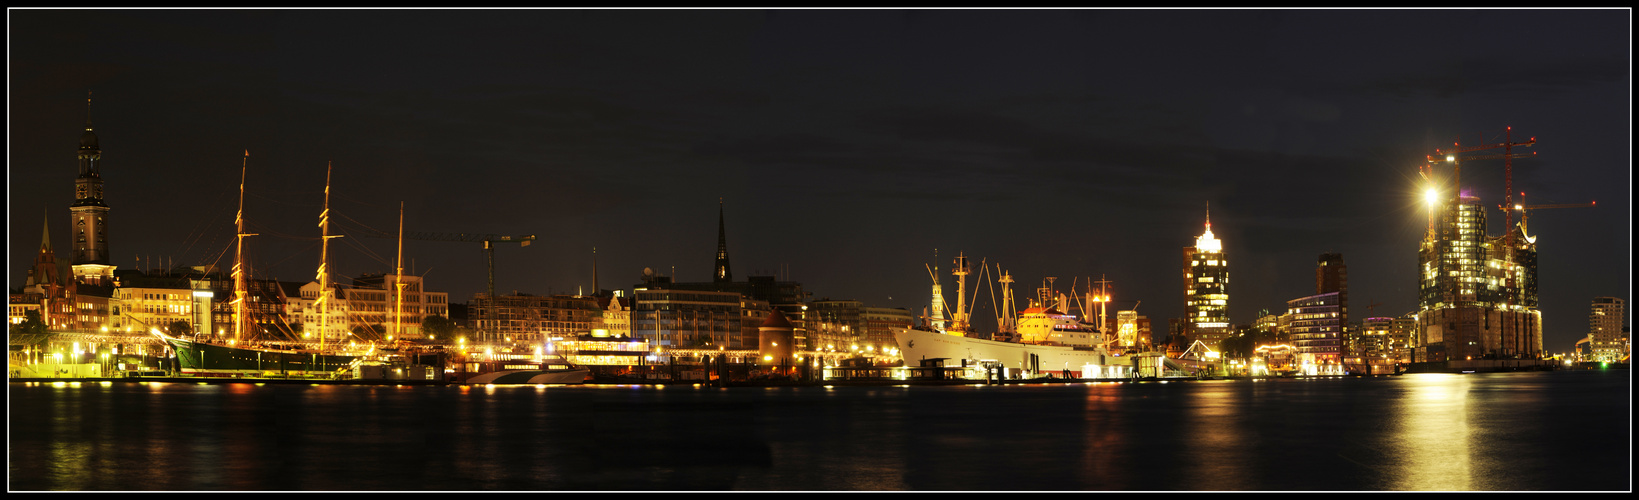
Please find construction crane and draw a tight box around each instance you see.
[1431,127,1537,244]
[1504,194,1596,231]
[364,230,536,339]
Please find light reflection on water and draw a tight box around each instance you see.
[1393,374,1471,491]
[8,370,1629,491]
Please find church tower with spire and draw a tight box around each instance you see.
[714,198,733,284]
[70,92,116,286]
[25,211,72,330]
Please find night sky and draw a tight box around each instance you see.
[9,9,1630,351]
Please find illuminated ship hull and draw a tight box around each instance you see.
[157,334,359,378]
[894,327,1130,376]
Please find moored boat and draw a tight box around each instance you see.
[894,253,1138,379]
[154,332,362,378]
[158,157,376,380]
[461,354,590,384]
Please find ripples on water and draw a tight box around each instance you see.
[8,371,1630,491]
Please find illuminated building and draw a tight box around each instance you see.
[204,277,290,340]
[1356,317,1392,365]
[20,214,73,330]
[632,288,743,350]
[808,299,864,353]
[287,280,351,343]
[863,306,914,353]
[345,273,450,340]
[636,202,812,348]
[1115,310,1152,351]
[1416,194,1542,361]
[1254,311,1282,346]
[740,298,771,349]
[1286,291,1343,372]
[758,309,796,367]
[593,295,632,338]
[1183,205,1230,348]
[114,274,195,335]
[468,292,596,343]
[1316,253,1348,350]
[1388,313,1418,363]
[1587,297,1626,363]
[8,295,41,326]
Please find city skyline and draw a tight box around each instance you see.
[9,8,1631,352]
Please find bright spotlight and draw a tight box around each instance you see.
[1424,188,1439,207]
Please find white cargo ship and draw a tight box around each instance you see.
[894,254,1137,379]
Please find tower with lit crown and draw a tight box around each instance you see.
[1183,204,1230,348]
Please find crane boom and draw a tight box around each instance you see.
[1437,128,1536,240]
[1522,202,1595,210]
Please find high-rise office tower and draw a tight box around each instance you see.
[1316,253,1349,360]
[1184,205,1230,348]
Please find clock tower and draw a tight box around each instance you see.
[70,93,115,285]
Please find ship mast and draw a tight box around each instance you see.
[1037,277,1056,310]
[316,162,342,351]
[951,252,971,334]
[1095,275,1112,335]
[997,264,1016,335]
[394,202,405,344]
[232,151,259,344]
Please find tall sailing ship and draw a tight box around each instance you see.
[154,157,366,378]
[893,253,1140,378]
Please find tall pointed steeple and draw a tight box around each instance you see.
[30,210,64,289]
[41,210,54,254]
[714,198,732,284]
[72,90,110,268]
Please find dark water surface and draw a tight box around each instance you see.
[8,370,1630,491]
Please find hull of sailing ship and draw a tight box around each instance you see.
[160,336,359,378]
[894,327,1129,374]
[464,368,590,385]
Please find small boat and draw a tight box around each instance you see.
[463,354,590,384]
